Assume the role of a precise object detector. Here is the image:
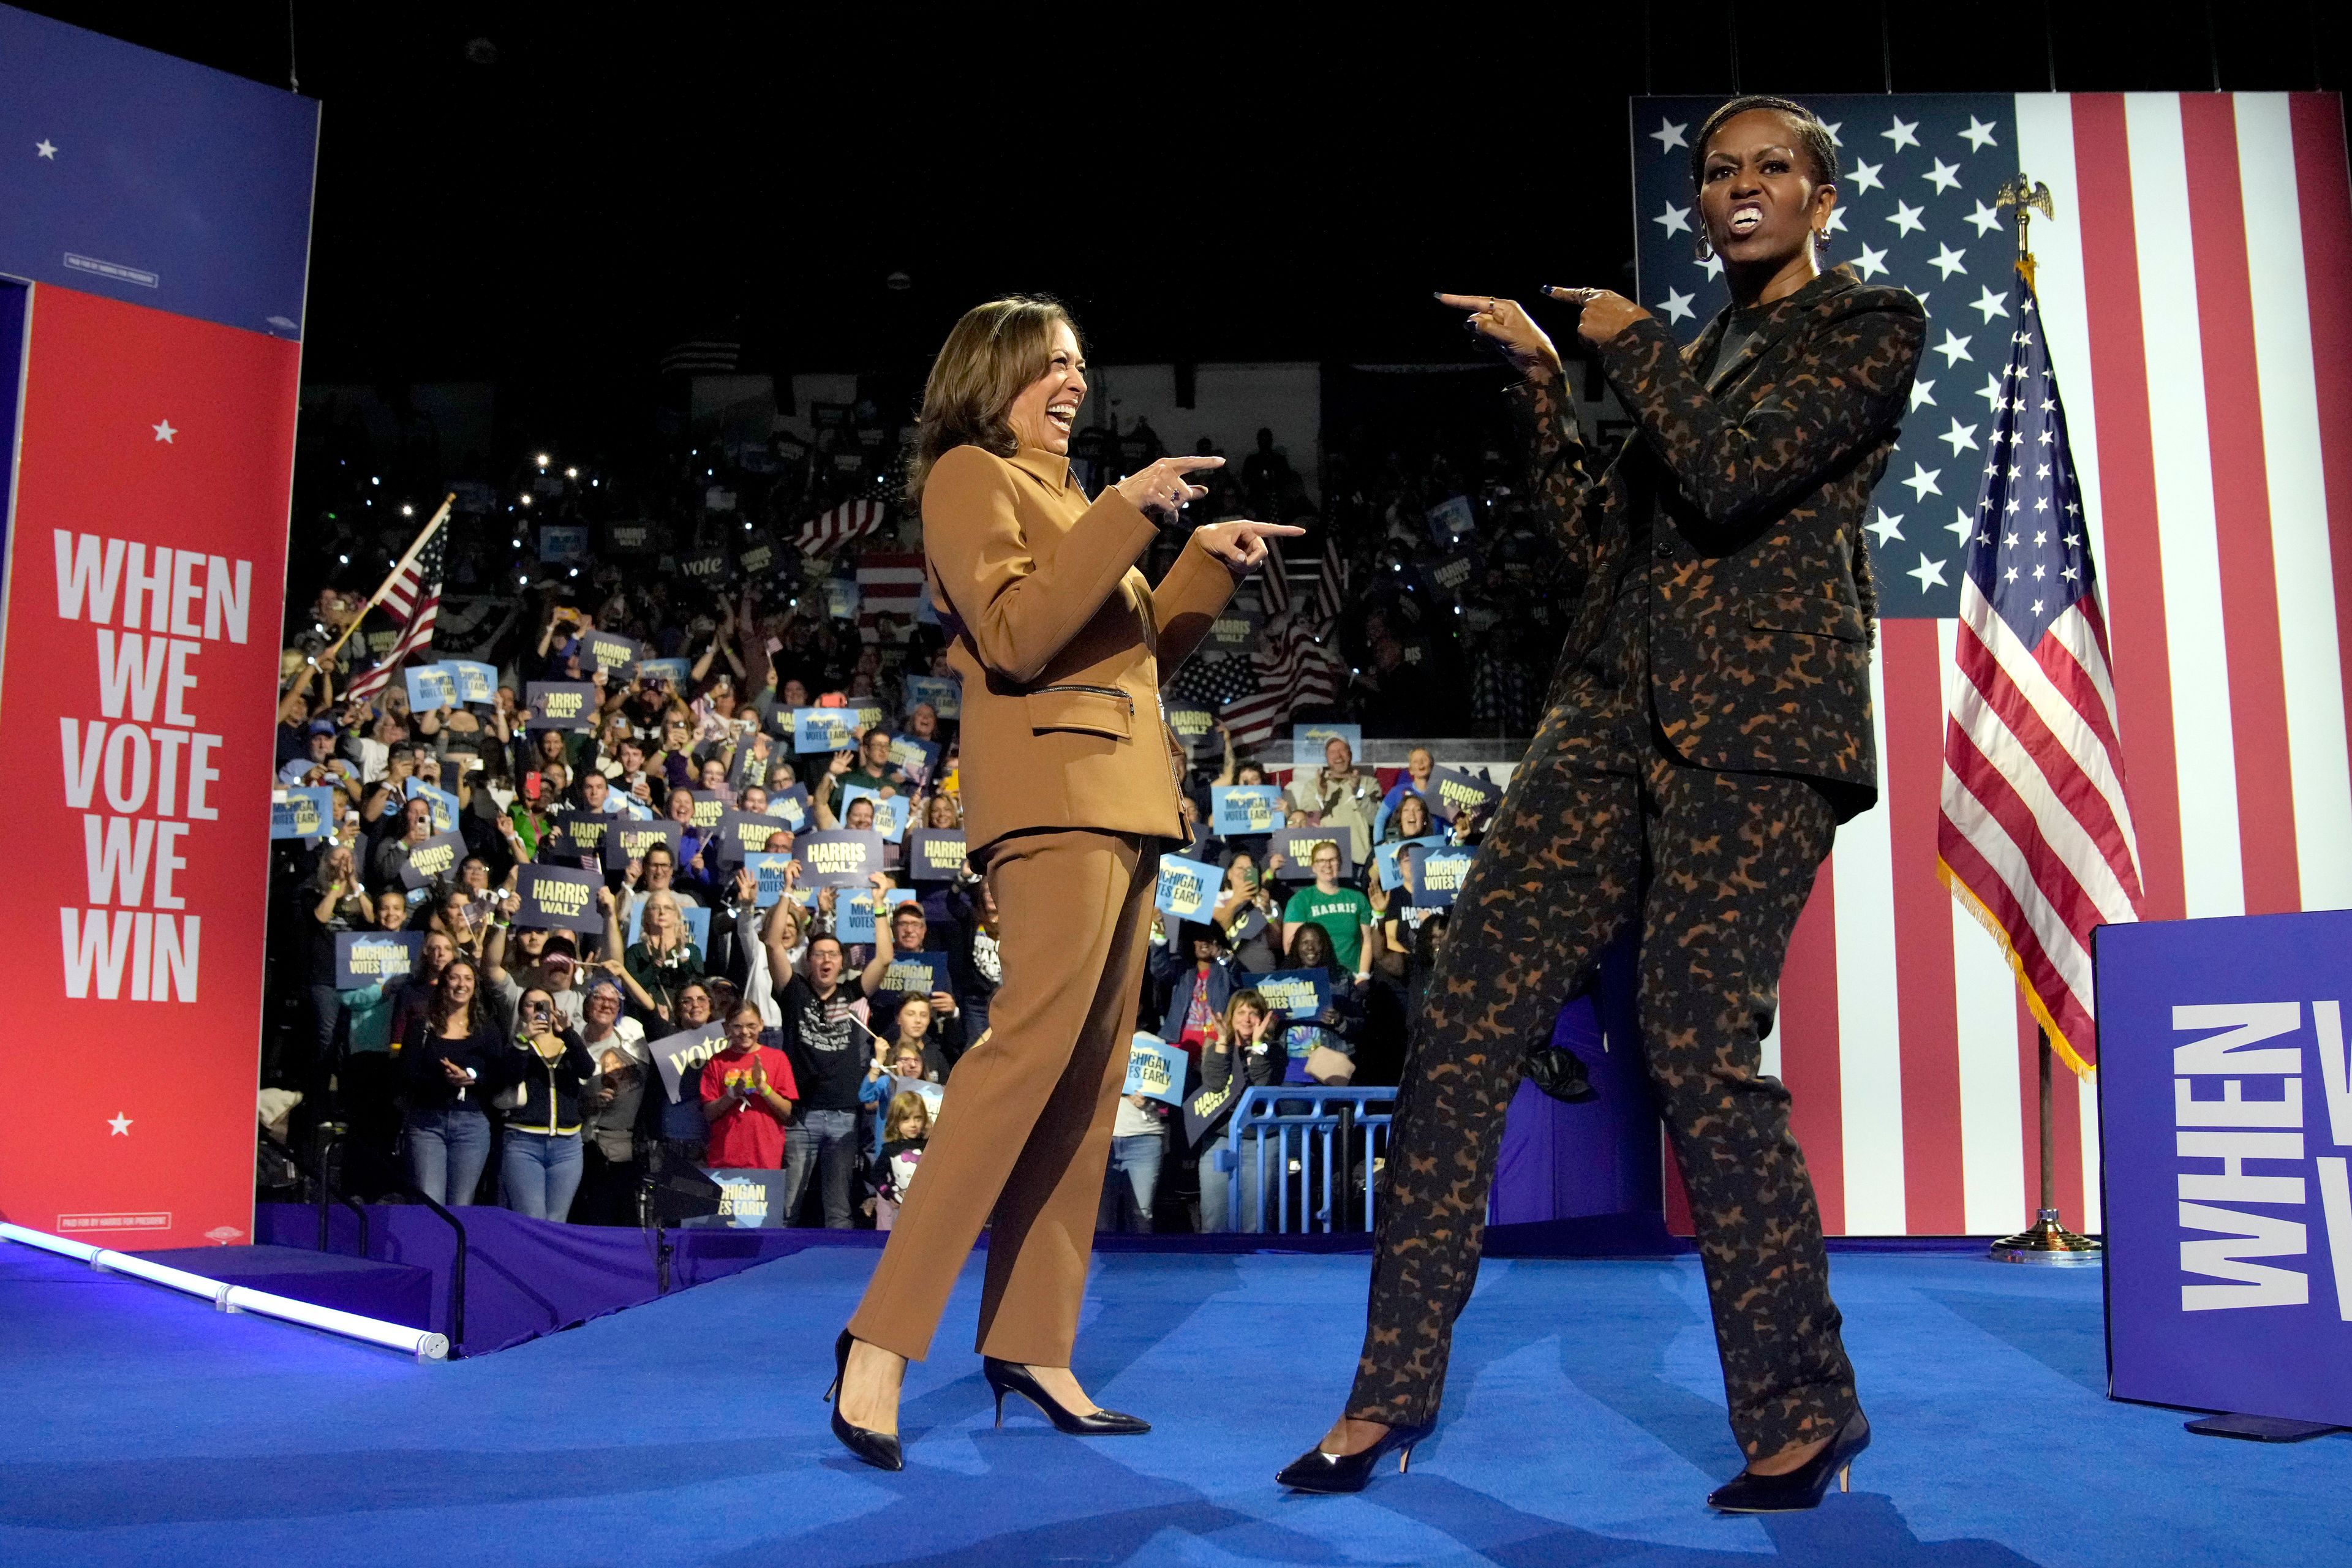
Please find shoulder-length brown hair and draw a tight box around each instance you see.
[905,295,1080,505]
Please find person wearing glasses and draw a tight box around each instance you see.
[701,1003,797,1170]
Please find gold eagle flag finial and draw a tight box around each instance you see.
[1993,174,2056,293]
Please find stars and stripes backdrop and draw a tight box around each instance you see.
[799,497,888,555]
[344,524,447,701]
[1634,92,2352,1235]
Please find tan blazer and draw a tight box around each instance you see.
[922,443,1238,855]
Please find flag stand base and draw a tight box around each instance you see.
[1988,1208,2102,1265]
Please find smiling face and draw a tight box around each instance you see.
[1396,794,1432,839]
[1006,319,1087,455]
[1698,108,1835,284]
[894,997,932,1042]
[846,799,875,830]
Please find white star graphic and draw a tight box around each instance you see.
[2031,598,2046,615]
[153,418,177,443]
[1852,242,1890,281]
[1654,203,1692,236]
[1925,158,1964,194]
[1888,201,1927,236]
[1939,418,1980,455]
[1961,116,2000,152]
[1929,243,1969,279]
[1656,288,1696,325]
[1907,554,1950,590]
[2005,565,2020,582]
[1824,208,1847,234]
[1821,121,1843,146]
[1902,462,1943,501]
[2035,496,2051,512]
[2061,565,2081,581]
[1967,200,2005,236]
[1849,160,1885,194]
[1934,329,1973,366]
[1971,285,2011,323]
[2036,462,2052,479]
[108,1113,131,1136]
[1650,118,1689,154]
[1884,115,1921,151]
[1915,290,1931,314]
[2033,563,2048,580]
[35,138,58,160]
[1868,508,1906,545]
[2007,496,2022,514]
[1700,252,1724,280]
[1948,508,1977,545]
[2034,530,2049,547]
[1910,377,1937,412]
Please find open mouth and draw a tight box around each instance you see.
[1046,402,1077,434]
[1727,203,1765,238]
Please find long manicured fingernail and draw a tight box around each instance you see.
[1540,285,1561,295]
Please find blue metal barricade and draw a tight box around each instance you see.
[1208,1086,1397,1234]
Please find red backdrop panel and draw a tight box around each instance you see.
[0,284,295,1247]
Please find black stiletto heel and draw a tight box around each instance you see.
[824,1329,904,1472]
[1706,1409,1871,1513]
[981,1357,1150,1436]
[1275,1420,1437,1493]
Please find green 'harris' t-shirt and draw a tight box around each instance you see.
[1283,886,1373,973]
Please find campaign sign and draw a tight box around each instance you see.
[793,707,861,753]
[905,829,967,883]
[1183,1072,1243,1152]
[890,1074,946,1126]
[527,681,597,731]
[1155,854,1222,921]
[1256,969,1332,1022]
[396,831,466,891]
[1408,845,1476,907]
[582,631,641,677]
[514,863,605,933]
[1430,554,1476,597]
[2100,910,2352,1428]
[1211,786,1286,836]
[405,778,461,834]
[687,1167,791,1230]
[839,784,908,843]
[834,891,881,946]
[540,523,591,564]
[1125,1034,1185,1107]
[677,786,730,832]
[403,663,458,711]
[1426,493,1476,542]
[1292,723,1363,768]
[271,786,334,841]
[447,660,499,704]
[1426,766,1498,822]
[1165,704,1217,756]
[794,829,886,888]
[821,578,860,619]
[715,809,794,864]
[747,853,797,907]
[680,548,729,584]
[737,534,779,577]
[1375,835,1446,891]
[876,951,946,999]
[544,810,611,862]
[1205,606,1261,653]
[606,521,655,555]
[626,898,711,951]
[1268,829,1354,880]
[335,930,422,990]
[635,656,691,687]
[903,674,960,720]
[650,1021,727,1103]
[602,817,683,873]
[726,733,774,792]
[888,735,940,785]
[766,785,812,831]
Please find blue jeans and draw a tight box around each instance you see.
[404,1105,492,1206]
[784,1108,859,1229]
[500,1129,584,1220]
[1198,1133,1275,1232]
[1100,1133,1164,1233]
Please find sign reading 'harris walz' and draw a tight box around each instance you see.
[2100,910,2352,1429]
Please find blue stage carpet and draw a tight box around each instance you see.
[1,1239,2340,1567]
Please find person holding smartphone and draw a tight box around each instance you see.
[399,959,502,1205]
[491,986,596,1221]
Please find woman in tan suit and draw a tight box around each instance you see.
[825,296,1299,1470]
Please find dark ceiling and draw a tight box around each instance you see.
[23,1,2352,402]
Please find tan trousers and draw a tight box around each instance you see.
[847,829,1159,1366]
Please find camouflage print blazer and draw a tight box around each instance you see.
[1512,265,1926,820]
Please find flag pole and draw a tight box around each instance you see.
[1983,177,2100,1265]
[315,495,454,668]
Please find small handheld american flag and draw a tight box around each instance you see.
[344,519,447,701]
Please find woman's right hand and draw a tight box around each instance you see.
[1435,293,1563,382]
[1114,456,1224,523]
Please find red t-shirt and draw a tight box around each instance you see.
[701,1045,798,1169]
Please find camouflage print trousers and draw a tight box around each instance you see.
[1346,682,1856,1462]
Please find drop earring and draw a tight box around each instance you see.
[1694,232,1714,263]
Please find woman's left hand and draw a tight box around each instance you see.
[1542,286,1651,346]
[1193,520,1307,576]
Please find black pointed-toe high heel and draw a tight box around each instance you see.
[1706,1409,1871,1513]
[981,1357,1151,1436]
[823,1329,904,1472]
[1275,1420,1437,1494]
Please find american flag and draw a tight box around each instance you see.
[1218,611,1344,748]
[1940,268,2143,1077]
[799,497,888,555]
[344,523,446,701]
[1635,92,2352,1236]
[855,550,927,632]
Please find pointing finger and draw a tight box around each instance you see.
[1434,293,1506,313]
[1162,456,1225,473]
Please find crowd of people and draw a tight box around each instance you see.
[266,399,1537,1231]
